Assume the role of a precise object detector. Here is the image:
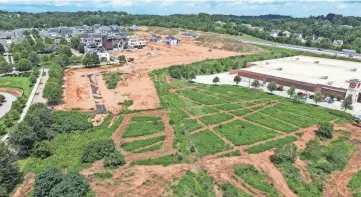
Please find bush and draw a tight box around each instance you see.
[301,140,322,161]
[103,151,126,168]
[51,111,92,133]
[272,143,298,164]
[32,141,52,159]
[317,122,334,139]
[81,139,116,163]
[49,171,89,197]
[33,167,63,197]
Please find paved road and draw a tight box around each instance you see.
[238,39,361,60]
[0,92,17,119]
[71,49,82,57]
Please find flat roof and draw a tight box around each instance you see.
[245,55,361,90]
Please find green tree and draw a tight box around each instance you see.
[287,86,296,98]
[0,62,13,74]
[118,55,126,63]
[17,59,32,71]
[8,122,36,156]
[317,122,334,139]
[56,54,70,68]
[33,167,63,197]
[0,143,22,196]
[70,36,81,49]
[44,37,53,45]
[49,171,89,197]
[212,76,220,84]
[251,80,260,88]
[272,143,298,164]
[77,43,85,53]
[103,151,126,167]
[58,45,72,57]
[32,141,53,159]
[341,95,353,111]
[0,43,5,54]
[28,51,40,65]
[25,103,54,140]
[233,75,241,85]
[59,37,68,45]
[83,52,100,66]
[267,81,277,93]
[43,82,62,104]
[313,92,323,104]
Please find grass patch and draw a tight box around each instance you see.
[133,142,163,153]
[172,170,215,197]
[121,136,165,152]
[191,130,231,157]
[187,106,218,116]
[215,120,279,145]
[94,172,113,180]
[174,119,203,134]
[249,104,266,111]
[245,136,297,154]
[199,113,233,125]
[214,103,242,111]
[217,150,241,158]
[131,115,161,122]
[179,89,225,105]
[348,171,361,197]
[245,112,298,133]
[0,76,31,97]
[296,132,304,137]
[104,72,122,89]
[220,183,253,197]
[230,108,253,116]
[122,121,165,138]
[131,154,180,166]
[234,165,280,197]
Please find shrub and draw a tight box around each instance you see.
[81,139,116,163]
[317,122,334,139]
[32,141,53,159]
[272,143,298,164]
[33,167,63,197]
[51,111,92,133]
[49,171,89,197]
[301,140,322,161]
[103,151,126,167]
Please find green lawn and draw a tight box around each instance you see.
[131,154,180,166]
[0,76,31,97]
[234,165,280,197]
[122,121,165,138]
[179,89,226,105]
[214,103,243,111]
[121,136,165,152]
[245,113,298,133]
[245,136,297,154]
[215,120,279,145]
[187,106,219,116]
[199,113,234,125]
[230,108,253,116]
[133,143,163,153]
[191,130,231,157]
[348,171,361,197]
[131,115,161,122]
[240,34,265,41]
[172,170,215,197]
[217,150,241,158]
[174,119,204,134]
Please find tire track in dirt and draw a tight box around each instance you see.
[294,157,312,183]
[12,173,35,197]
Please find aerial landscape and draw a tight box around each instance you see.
[1,0,361,197]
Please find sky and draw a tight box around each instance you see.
[0,0,360,17]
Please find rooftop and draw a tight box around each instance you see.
[245,55,361,90]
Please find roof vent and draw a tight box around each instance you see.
[321,76,328,79]
[276,67,283,71]
[314,61,320,64]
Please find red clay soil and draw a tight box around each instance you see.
[294,157,312,182]
[0,87,23,97]
[12,173,35,197]
[294,125,318,150]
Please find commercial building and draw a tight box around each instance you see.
[236,56,361,103]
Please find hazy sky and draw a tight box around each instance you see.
[0,0,360,17]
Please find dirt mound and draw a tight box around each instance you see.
[0,87,23,97]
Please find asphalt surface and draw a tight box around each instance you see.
[239,39,361,60]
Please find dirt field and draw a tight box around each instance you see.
[60,31,254,113]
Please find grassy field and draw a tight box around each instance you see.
[173,119,203,134]
[191,130,231,157]
[131,115,161,122]
[230,108,253,116]
[348,171,361,197]
[217,150,241,158]
[245,136,297,154]
[0,76,31,97]
[220,183,253,197]
[122,121,165,138]
[214,103,243,111]
[186,106,219,116]
[199,113,233,125]
[215,120,279,145]
[172,170,215,197]
[245,113,298,133]
[179,89,226,105]
[121,136,165,152]
[131,154,180,166]
[234,165,281,197]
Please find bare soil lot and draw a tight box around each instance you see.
[61,32,252,113]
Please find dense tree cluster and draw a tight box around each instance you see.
[83,52,100,67]
[0,143,22,197]
[43,65,63,105]
[33,167,89,197]
[51,111,93,133]
[0,96,26,134]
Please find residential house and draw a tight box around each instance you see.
[293,33,303,40]
[164,36,180,45]
[215,21,226,26]
[181,31,197,38]
[127,38,147,49]
[59,27,73,37]
[149,35,162,42]
[95,26,112,34]
[269,30,281,38]
[129,25,139,31]
[333,40,344,46]
[109,24,120,32]
[282,31,291,37]
[39,30,51,38]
